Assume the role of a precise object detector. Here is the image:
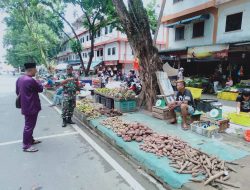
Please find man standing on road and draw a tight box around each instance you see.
[16,62,43,152]
[61,65,80,127]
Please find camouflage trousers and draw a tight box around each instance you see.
[62,97,76,119]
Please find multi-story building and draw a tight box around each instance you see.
[56,16,167,73]
[160,0,250,79]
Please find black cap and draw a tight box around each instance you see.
[242,89,250,97]
[24,62,36,69]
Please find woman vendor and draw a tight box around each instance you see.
[236,89,250,114]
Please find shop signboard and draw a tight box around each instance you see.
[104,61,118,66]
[187,44,229,60]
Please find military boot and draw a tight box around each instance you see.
[67,117,75,124]
[62,118,67,127]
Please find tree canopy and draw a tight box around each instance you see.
[0,0,63,67]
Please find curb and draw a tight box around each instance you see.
[43,91,215,190]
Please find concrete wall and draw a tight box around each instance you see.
[168,14,214,49]
[217,0,250,43]
[104,42,119,61]
[163,0,211,16]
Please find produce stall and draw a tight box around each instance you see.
[73,109,249,189]
[43,87,250,189]
[94,88,137,112]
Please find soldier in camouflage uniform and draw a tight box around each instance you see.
[61,65,80,127]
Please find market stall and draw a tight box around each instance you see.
[94,88,137,112]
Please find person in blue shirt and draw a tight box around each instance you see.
[46,75,54,87]
[50,84,63,107]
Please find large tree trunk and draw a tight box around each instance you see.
[85,31,95,76]
[112,0,163,110]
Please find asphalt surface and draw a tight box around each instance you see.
[0,75,162,190]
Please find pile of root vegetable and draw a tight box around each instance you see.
[101,117,153,142]
[76,99,123,120]
[99,108,123,117]
[101,117,241,188]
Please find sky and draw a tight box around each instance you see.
[0,11,7,63]
[0,0,161,63]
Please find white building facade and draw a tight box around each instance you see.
[57,20,166,73]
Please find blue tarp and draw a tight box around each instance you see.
[88,113,249,188]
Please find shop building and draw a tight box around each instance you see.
[160,0,250,80]
[56,16,167,74]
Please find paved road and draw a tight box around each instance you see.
[0,75,162,190]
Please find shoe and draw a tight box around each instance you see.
[62,118,67,127]
[23,146,39,152]
[67,117,75,124]
[32,140,42,145]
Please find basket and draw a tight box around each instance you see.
[114,100,136,113]
[100,96,106,106]
[190,121,219,138]
[186,87,202,100]
[227,112,250,127]
[105,98,114,109]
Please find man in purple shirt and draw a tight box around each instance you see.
[16,62,43,152]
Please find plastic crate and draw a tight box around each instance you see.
[114,100,136,113]
[227,112,250,127]
[186,87,203,100]
[217,91,239,101]
[105,98,114,109]
[100,96,106,106]
[94,94,101,103]
[190,121,219,138]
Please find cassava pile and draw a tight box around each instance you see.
[101,117,240,188]
[101,117,128,133]
[139,134,239,188]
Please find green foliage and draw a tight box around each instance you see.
[70,39,82,53]
[145,0,157,34]
[0,0,63,67]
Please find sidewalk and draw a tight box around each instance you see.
[45,88,250,189]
